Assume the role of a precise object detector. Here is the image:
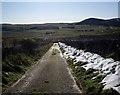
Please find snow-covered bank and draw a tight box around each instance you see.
[58,42,120,93]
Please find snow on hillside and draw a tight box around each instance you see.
[59,42,120,93]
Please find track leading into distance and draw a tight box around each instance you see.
[3,43,82,95]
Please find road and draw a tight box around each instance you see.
[3,43,82,95]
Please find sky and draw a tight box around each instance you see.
[2,2,118,24]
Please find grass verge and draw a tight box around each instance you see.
[66,58,120,95]
[2,39,52,92]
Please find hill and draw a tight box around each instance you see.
[1,24,59,31]
[1,18,120,32]
[76,18,120,26]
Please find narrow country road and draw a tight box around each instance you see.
[3,43,82,95]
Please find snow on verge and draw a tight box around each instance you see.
[59,42,120,93]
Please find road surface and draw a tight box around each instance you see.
[3,43,82,95]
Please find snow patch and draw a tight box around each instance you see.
[59,42,120,93]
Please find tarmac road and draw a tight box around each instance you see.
[3,43,82,95]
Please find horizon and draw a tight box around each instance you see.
[1,17,119,25]
[2,2,118,24]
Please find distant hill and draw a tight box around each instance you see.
[1,18,120,32]
[76,18,120,26]
[1,24,59,31]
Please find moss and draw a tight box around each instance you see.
[52,49,57,55]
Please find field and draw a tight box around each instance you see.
[3,25,120,39]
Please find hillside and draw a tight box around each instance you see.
[1,24,59,31]
[1,18,120,32]
[76,18,120,26]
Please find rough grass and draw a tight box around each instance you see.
[66,59,120,95]
[2,39,52,91]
